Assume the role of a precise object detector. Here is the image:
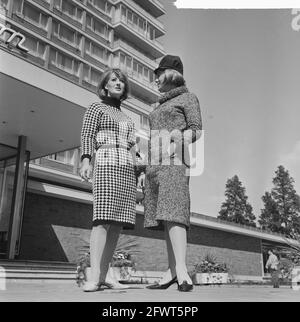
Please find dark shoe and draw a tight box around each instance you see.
[146,276,177,290]
[178,280,193,292]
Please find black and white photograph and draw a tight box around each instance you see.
[0,0,300,307]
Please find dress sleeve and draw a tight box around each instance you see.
[80,103,103,162]
[128,121,136,150]
[171,93,202,145]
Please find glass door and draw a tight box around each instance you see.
[0,156,17,256]
[0,144,29,258]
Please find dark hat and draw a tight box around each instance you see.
[154,55,183,75]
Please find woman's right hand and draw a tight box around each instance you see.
[79,159,92,182]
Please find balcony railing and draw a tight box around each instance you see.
[31,0,51,10]
[83,52,108,69]
[48,63,80,83]
[86,1,112,23]
[53,8,83,29]
[51,34,81,55]
[26,52,46,67]
[127,69,157,92]
[113,39,158,69]
[115,0,164,32]
[85,27,111,47]
[114,15,165,53]
[12,13,48,38]
[126,95,152,112]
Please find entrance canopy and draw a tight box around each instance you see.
[0,49,98,160]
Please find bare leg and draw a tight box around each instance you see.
[158,227,177,284]
[167,222,192,285]
[99,224,121,283]
[89,225,108,284]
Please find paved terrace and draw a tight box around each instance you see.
[1,280,299,302]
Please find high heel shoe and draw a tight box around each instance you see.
[82,281,101,292]
[177,280,193,292]
[146,276,177,290]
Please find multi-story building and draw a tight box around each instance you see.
[0,0,165,260]
[0,1,291,282]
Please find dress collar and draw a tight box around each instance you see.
[101,96,121,109]
[159,86,189,104]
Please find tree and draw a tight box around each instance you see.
[259,165,300,236]
[218,175,256,227]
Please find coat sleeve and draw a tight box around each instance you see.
[171,93,203,145]
[80,103,103,162]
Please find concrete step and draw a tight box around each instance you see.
[0,260,77,280]
[0,259,76,270]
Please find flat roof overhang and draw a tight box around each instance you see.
[133,0,166,18]
[0,49,99,160]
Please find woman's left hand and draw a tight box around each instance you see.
[167,142,177,158]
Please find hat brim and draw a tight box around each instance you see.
[154,67,168,75]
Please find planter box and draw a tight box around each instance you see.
[192,272,228,285]
[291,266,300,291]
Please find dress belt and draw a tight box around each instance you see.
[96,144,131,151]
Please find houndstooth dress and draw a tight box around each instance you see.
[81,97,136,229]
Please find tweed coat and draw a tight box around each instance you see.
[144,86,202,230]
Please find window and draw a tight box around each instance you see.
[94,19,106,37]
[85,39,106,61]
[91,68,101,86]
[46,150,76,165]
[83,63,102,86]
[0,0,8,11]
[54,0,82,22]
[24,35,46,58]
[138,64,143,78]
[13,0,23,13]
[126,56,132,70]
[94,0,105,12]
[121,6,126,21]
[141,115,150,130]
[120,53,125,68]
[50,49,79,76]
[53,21,80,48]
[143,67,149,80]
[83,65,90,82]
[86,15,108,39]
[23,3,48,29]
[138,18,145,33]
[62,0,83,22]
[127,10,133,24]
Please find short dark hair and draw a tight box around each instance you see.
[97,68,130,101]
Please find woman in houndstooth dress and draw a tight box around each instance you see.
[79,69,136,291]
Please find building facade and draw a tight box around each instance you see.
[0,0,165,259]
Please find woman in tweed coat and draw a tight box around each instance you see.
[144,55,202,292]
[80,68,136,292]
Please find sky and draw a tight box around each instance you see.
[159,2,300,221]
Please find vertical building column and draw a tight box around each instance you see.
[7,0,13,18]
[82,10,87,31]
[79,62,84,85]
[49,0,54,11]
[45,45,50,69]
[72,148,80,175]
[47,16,53,39]
[7,135,27,259]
